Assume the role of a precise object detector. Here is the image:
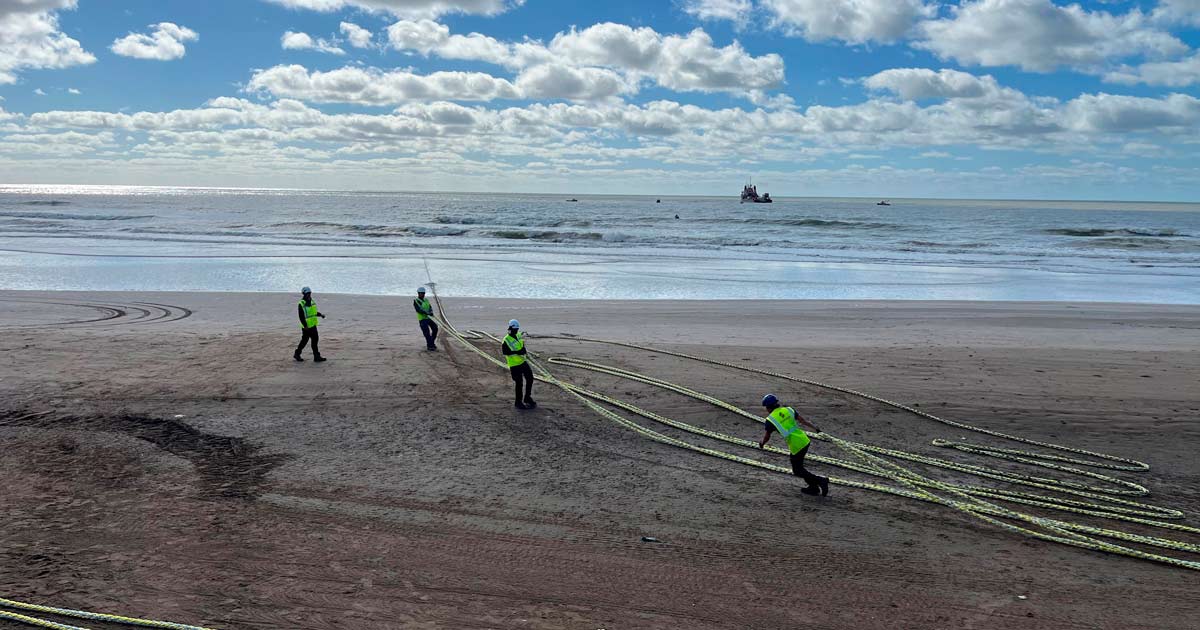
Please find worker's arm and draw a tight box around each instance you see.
[298,303,307,328]
[501,340,514,356]
[758,420,776,448]
[413,300,431,316]
[758,426,772,449]
[796,413,822,434]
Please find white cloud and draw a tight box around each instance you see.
[683,0,752,22]
[1105,52,1200,87]
[33,87,45,95]
[387,20,784,96]
[761,0,935,44]
[281,30,346,55]
[262,0,524,19]
[387,19,520,66]
[67,87,79,94]
[513,64,630,101]
[1062,92,1200,133]
[340,21,373,48]
[246,64,523,104]
[863,68,1001,100]
[1153,0,1200,26]
[0,0,94,84]
[916,0,1187,73]
[111,22,199,61]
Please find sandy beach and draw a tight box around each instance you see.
[2,291,1199,629]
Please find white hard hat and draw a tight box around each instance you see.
[508,319,520,329]
[301,286,311,294]
[417,286,426,293]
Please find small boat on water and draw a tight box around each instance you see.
[877,200,891,206]
[740,183,772,203]
[566,198,579,202]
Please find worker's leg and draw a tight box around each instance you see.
[310,327,322,359]
[428,319,439,345]
[511,366,525,406]
[790,446,822,488]
[419,320,435,349]
[521,363,534,404]
[295,328,310,357]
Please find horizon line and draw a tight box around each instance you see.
[0,183,1195,205]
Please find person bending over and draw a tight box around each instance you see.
[759,394,828,496]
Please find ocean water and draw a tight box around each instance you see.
[1,185,1198,303]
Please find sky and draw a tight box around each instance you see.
[0,0,1198,201]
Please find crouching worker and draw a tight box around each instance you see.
[759,394,829,496]
[502,319,536,409]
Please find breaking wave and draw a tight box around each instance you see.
[0,210,153,221]
[1045,228,1186,238]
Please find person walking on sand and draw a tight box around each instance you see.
[759,394,829,496]
[414,287,438,351]
[501,319,536,409]
[294,286,326,363]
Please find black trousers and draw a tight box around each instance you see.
[419,319,439,348]
[789,445,823,488]
[510,362,533,402]
[296,327,320,357]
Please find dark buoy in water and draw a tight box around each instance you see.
[674,214,680,219]
[656,199,661,203]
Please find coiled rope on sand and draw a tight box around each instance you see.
[425,284,1200,572]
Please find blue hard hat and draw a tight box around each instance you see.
[301,286,311,294]
[508,319,520,329]
[417,287,426,293]
[761,394,778,407]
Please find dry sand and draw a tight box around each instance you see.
[2,291,1199,629]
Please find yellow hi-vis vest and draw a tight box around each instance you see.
[415,298,432,321]
[299,300,319,329]
[768,406,810,454]
[504,333,526,368]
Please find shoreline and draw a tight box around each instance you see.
[5,251,1198,304]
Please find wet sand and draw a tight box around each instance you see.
[2,291,1199,629]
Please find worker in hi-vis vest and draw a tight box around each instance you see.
[414,287,438,351]
[759,394,829,496]
[501,319,536,409]
[294,286,327,363]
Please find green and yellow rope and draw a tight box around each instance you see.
[426,288,1199,572]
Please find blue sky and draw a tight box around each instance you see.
[0,0,1198,200]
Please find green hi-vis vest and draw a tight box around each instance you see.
[415,298,432,321]
[504,333,526,368]
[768,406,810,454]
[299,300,319,329]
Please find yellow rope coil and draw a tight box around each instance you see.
[0,598,215,630]
[433,304,1199,571]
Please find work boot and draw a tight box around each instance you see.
[801,486,820,496]
[515,401,529,410]
[819,477,830,497]
[427,345,437,351]
[314,355,327,363]
[294,352,304,362]
[524,397,537,409]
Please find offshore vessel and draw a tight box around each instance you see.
[740,183,772,203]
